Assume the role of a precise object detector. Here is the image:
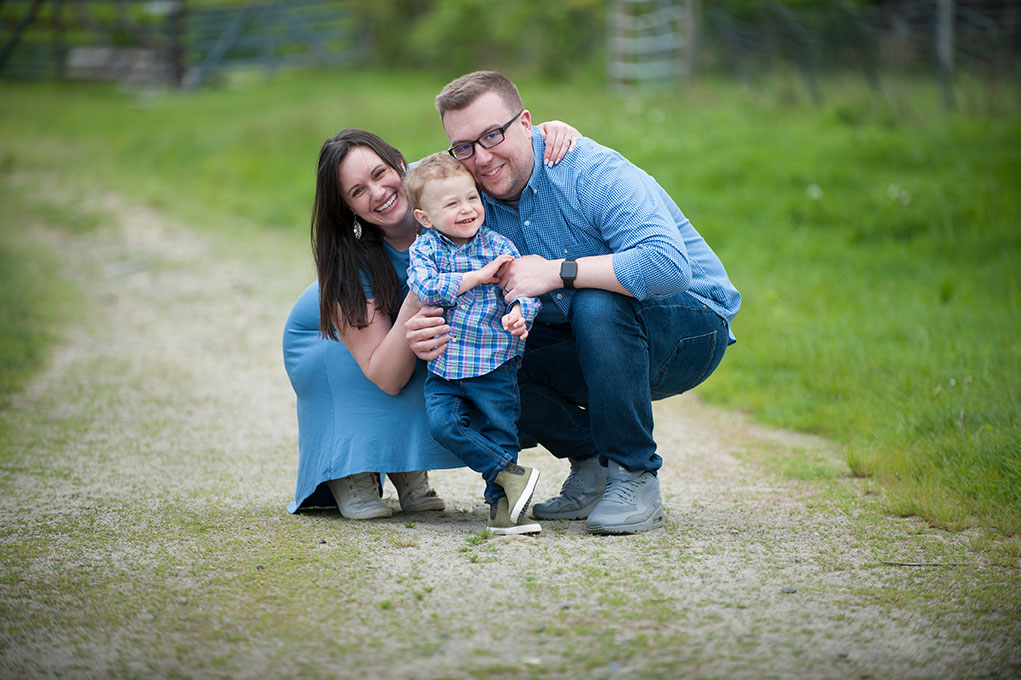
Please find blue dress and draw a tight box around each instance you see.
[282,243,463,513]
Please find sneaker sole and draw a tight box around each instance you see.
[491,522,542,535]
[509,468,540,524]
[531,495,602,520]
[586,510,665,535]
[400,498,446,512]
[340,507,393,520]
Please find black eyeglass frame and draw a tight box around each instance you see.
[447,109,525,160]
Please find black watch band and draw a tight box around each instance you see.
[560,258,578,290]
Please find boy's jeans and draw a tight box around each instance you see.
[424,359,521,504]
[518,290,730,474]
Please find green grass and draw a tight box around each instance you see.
[0,68,1018,533]
[0,171,86,404]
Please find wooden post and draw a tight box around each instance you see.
[685,0,700,81]
[937,0,955,111]
[169,0,186,87]
[52,0,66,79]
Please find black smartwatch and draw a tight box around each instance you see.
[560,258,578,289]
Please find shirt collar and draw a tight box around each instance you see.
[427,227,478,249]
[523,127,546,197]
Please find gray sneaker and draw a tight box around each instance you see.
[585,463,664,534]
[532,456,608,520]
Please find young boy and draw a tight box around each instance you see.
[405,153,542,535]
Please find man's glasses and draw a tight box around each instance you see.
[447,110,524,161]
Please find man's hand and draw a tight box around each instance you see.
[497,254,561,301]
[404,305,449,360]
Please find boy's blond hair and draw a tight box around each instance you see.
[404,152,474,210]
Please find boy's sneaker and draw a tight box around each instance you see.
[585,463,664,534]
[389,471,446,512]
[494,463,540,523]
[327,473,392,520]
[488,497,541,535]
[532,455,607,520]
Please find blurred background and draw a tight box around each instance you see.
[1,0,1018,106]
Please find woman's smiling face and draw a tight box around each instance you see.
[337,145,409,229]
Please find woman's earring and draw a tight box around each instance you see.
[352,217,362,240]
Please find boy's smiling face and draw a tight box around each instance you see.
[413,172,486,246]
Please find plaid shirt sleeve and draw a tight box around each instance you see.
[407,230,463,307]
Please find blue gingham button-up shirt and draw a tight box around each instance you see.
[408,225,541,381]
[481,128,740,342]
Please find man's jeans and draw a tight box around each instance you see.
[518,290,729,473]
[424,359,521,504]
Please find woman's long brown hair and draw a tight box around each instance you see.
[311,129,407,340]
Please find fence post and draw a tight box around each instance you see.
[168,0,187,87]
[52,0,67,79]
[685,0,700,80]
[937,0,955,111]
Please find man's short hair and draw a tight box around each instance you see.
[404,152,474,210]
[436,70,523,117]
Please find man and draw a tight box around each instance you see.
[406,71,741,534]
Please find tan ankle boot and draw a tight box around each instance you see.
[327,473,392,519]
[389,471,445,512]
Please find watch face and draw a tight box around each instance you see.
[561,259,578,288]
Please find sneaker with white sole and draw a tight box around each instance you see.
[532,455,607,520]
[585,463,664,534]
[327,473,392,520]
[389,471,446,512]
[488,497,541,535]
[494,463,540,524]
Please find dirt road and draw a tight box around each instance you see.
[1,192,1017,679]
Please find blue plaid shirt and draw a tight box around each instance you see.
[481,128,740,342]
[408,225,541,380]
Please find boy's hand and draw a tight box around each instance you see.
[474,254,514,286]
[502,306,529,338]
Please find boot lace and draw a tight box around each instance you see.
[352,473,379,496]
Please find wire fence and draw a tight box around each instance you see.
[609,0,1020,107]
[0,0,363,88]
[2,0,1018,104]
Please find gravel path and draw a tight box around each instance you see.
[1,192,1018,679]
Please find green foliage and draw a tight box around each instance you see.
[355,0,605,76]
[0,70,1018,533]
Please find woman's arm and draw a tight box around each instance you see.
[338,292,424,395]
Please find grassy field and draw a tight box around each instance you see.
[0,68,1018,534]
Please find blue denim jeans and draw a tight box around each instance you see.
[424,359,521,504]
[518,290,729,473]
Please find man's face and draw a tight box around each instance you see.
[442,92,534,202]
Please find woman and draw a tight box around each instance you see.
[284,124,578,518]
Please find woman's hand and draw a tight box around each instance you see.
[538,120,581,167]
[405,305,449,361]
